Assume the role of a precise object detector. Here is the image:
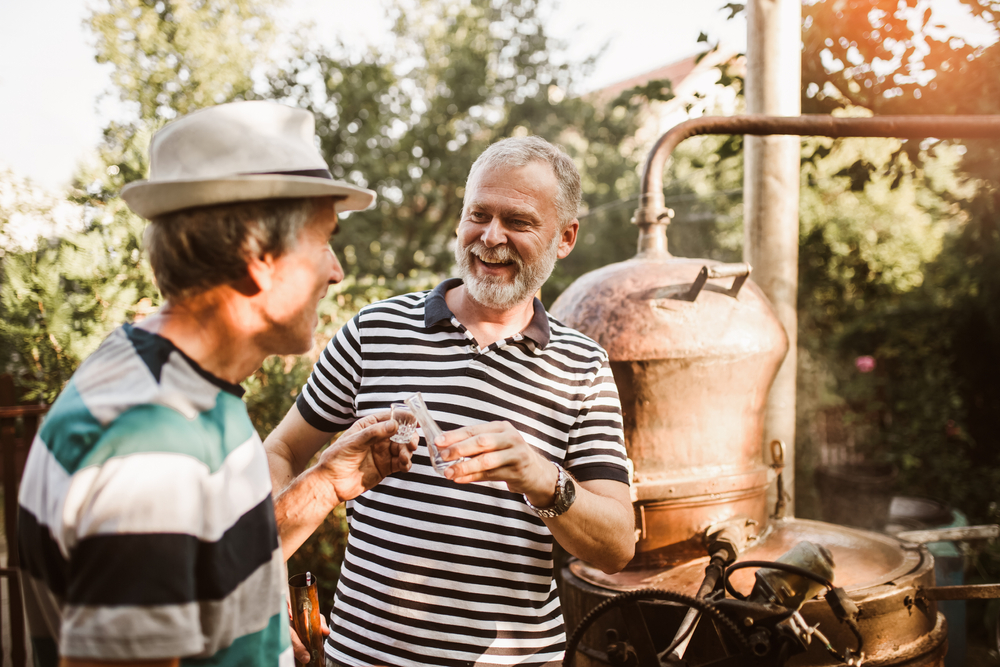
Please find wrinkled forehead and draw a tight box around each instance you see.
[464,162,559,206]
[467,159,555,186]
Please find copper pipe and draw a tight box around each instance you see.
[896,524,1000,544]
[635,114,1000,227]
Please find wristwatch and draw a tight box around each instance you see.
[524,462,576,518]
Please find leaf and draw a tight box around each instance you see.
[722,3,745,20]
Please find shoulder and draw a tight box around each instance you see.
[90,398,254,471]
[545,313,611,366]
[354,289,434,329]
[360,290,432,315]
[38,326,228,473]
[39,328,253,476]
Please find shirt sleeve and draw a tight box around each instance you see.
[296,313,365,432]
[565,351,630,485]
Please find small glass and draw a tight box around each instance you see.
[390,403,418,444]
[403,392,466,474]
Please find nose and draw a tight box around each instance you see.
[481,217,507,247]
[328,249,345,285]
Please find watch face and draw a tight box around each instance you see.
[556,474,576,513]
[563,477,576,505]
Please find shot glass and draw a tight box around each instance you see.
[288,572,324,667]
[403,392,466,474]
[390,403,418,444]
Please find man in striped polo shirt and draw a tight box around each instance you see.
[266,136,636,667]
[17,101,416,667]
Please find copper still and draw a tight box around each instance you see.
[550,115,1000,666]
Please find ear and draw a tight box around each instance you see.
[244,252,277,293]
[556,219,579,259]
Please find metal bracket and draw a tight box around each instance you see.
[769,440,788,520]
[920,583,1000,601]
[676,263,752,302]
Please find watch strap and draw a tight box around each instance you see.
[524,462,574,518]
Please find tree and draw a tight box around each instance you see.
[794,0,1000,529]
[265,0,673,304]
[0,0,281,403]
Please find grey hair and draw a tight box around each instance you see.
[466,136,582,226]
[144,197,327,301]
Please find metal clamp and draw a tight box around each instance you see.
[770,440,788,520]
[677,263,752,302]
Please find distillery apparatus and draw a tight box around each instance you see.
[550,115,1000,666]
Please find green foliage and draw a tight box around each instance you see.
[801,0,994,116]
[662,133,745,262]
[790,1,1000,540]
[83,0,280,210]
[0,197,158,402]
[798,133,967,341]
[264,0,670,306]
[90,0,278,122]
[1,0,282,405]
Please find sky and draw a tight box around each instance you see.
[2,1,995,193]
[0,0,747,191]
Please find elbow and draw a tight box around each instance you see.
[610,547,636,575]
[595,537,635,575]
[596,508,637,574]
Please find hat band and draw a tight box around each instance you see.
[243,168,334,180]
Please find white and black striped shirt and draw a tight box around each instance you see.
[297,278,628,667]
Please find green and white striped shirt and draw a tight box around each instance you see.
[18,323,292,667]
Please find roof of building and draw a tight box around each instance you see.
[591,46,743,105]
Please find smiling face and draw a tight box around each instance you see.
[455,161,578,311]
[258,201,344,355]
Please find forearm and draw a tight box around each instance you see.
[265,407,410,561]
[273,463,343,561]
[263,404,333,495]
[543,480,635,573]
[265,438,303,496]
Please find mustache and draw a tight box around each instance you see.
[467,242,522,267]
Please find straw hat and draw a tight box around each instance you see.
[121,101,376,219]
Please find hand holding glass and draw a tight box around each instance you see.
[403,392,467,474]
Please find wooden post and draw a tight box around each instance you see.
[744,0,802,514]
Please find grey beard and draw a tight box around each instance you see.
[455,236,560,310]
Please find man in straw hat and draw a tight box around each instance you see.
[17,100,416,667]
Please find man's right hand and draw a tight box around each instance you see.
[267,405,416,561]
[317,410,416,503]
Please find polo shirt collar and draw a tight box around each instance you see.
[425,278,551,348]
